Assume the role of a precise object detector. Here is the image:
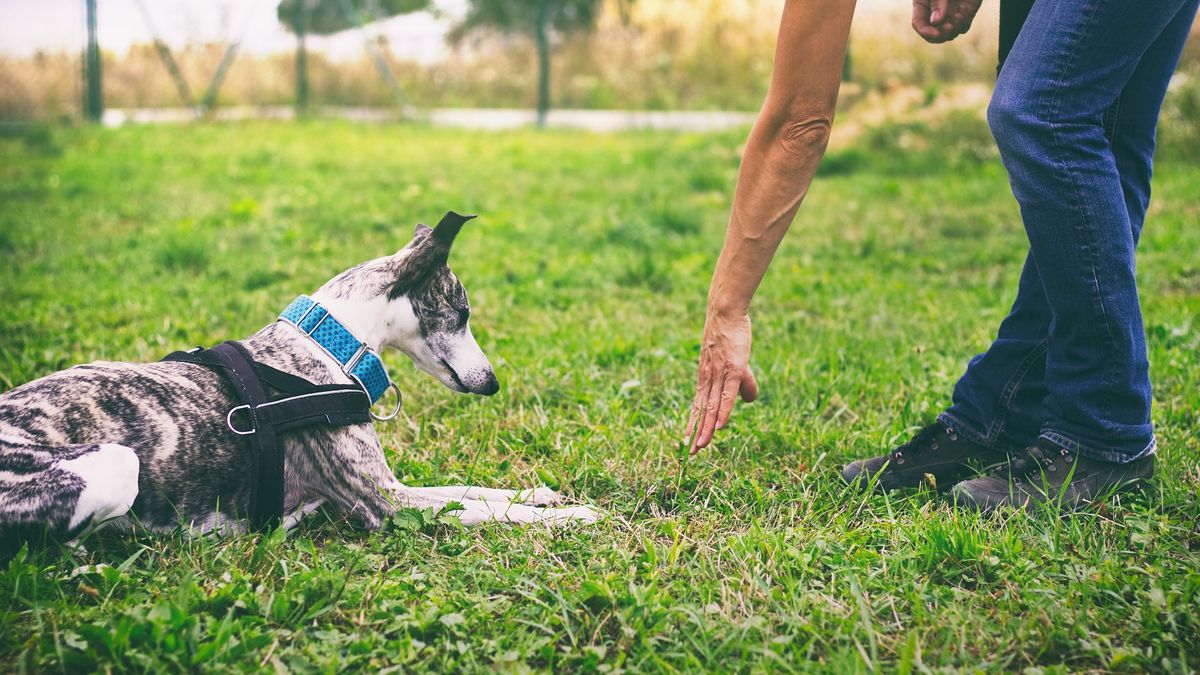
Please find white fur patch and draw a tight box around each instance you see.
[57,444,140,530]
[396,484,594,525]
[440,327,496,392]
[454,499,600,526]
[405,485,564,506]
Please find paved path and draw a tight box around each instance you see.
[426,108,756,132]
[101,106,756,133]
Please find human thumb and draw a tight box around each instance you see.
[740,369,759,402]
[930,0,949,23]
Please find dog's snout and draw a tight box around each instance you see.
[475,371,499,396]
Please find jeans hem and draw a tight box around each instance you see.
[1040,429,1156,464]
[937,412,1018,454]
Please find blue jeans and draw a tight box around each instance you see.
[939,0,1200,463]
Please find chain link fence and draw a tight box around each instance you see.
[0,1,89,120]
[0,0,456,122]
[2,1,1197,125]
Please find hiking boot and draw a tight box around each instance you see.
[950,438,1155,513]
[841,421,1009,491]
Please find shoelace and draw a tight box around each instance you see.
[999,443,1073,477]
[892,423,958,465]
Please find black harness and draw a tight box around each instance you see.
[163,341,372,529]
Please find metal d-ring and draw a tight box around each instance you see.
[370,383,403,422]
[226,404,256,435]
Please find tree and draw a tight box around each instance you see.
[277,0,430,113]
[277,0,430,36]
[449,0,611,127]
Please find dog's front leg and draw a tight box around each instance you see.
[297,430,444,530]
[404,485,565,506]
[303,430,599,529]
[359,480,600,528]
[453,499,600,526]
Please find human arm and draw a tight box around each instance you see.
[685,0,857,453]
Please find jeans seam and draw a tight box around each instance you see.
[1038,0,1124,430]
[987,338,1050,446]
[1103,90,1124,143]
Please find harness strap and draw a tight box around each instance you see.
[163,341,372,529]
[234,389,372,432]
[215,342,281,530]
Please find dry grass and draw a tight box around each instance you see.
[0,0,1195,120]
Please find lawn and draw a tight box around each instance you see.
[1,121,1198,672]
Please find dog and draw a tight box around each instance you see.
[0,212,597,551]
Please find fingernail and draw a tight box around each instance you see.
[931,9,941,21]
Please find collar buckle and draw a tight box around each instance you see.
[278,295,397,411]
[344,343,370,374]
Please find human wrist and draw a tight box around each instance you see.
[706,299,749,323]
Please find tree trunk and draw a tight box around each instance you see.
[534,0,550,128]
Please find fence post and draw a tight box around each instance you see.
[296,0,309,115]
[535,0,550,128]
[84,0,103,122]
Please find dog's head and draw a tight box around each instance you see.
[315,212,499,396]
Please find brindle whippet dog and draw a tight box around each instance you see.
[0,213,597,552]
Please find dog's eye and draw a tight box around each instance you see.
[458,308,469,325]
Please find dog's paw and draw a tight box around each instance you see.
[519,486,564,506]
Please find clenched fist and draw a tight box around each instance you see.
[913,0,984,43]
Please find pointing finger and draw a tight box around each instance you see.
[693,369,727,451]
[714,373,742,431]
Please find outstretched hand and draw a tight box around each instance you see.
[912,0,983,43]
[684,312,759,454]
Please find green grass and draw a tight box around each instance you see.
[1,121,1198,672]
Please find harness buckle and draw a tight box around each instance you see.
[226,404,257,435]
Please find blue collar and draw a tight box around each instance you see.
[278,296,393,405]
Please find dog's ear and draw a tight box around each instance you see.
[404,212,473,252]
[430,211,476,250]
[412,211,476,266]
[389,211,476,298]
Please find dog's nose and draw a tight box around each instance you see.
[476,371,499,396]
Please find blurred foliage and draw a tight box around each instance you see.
[448,0,617,121]
[1159,68,1200,162]
[276,0,430,36]
[822,109,999,176]
[448,0,607,41]
[0,1,1197,118]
